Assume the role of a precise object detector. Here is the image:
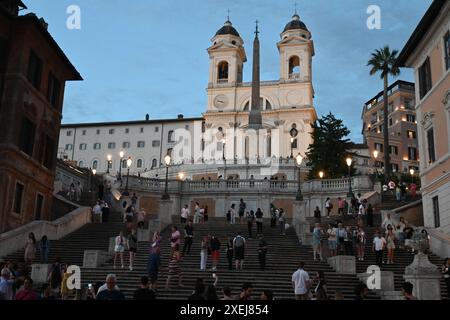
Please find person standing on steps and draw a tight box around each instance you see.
[278,208,286,236]
[200,236,208,271]
[169,226,181,255]
[258,235,268,271]
[372,229,386,268]
[137,208,145,229]
[148,231,161,291]
[230,203,236,225]
[255,208,263,236]
[366,203,374,227]
[204,205,209,223]
[182,220,194,255]
[338,197,345,215]
[312,271,328,300]
[238,199,246,225]
[210,235,221,271]
[226,235,234,271]
[165,244,184,289]
[24,232,36,265]
[114,231,126,269]
[441,258,450,299]
[270,205,277,228]
[312,223,323,261]
[336,223,347,255]
[233,233,246,270]
[325,198,332,216]
[193,202,201,224]
[314,206,321,224]
[386,226,396,264]
[180,204,188,224]
[292,261,310,300]
[327,224,337,257]
[128,229,138,271]
[246,210,255,239]
[39,235,50,264]
[344,226,354,256]
[48,258,62,297]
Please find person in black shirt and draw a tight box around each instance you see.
[133,276,156,300]
[246,210,255,239]
[258,236,268,271]
[354,282,368,300]
[226,235,234,270]
[182,221,194,255]
[210,235,221,271]
[255,208,263,236]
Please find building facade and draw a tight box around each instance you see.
[58,13,318,176]
[361,80,419,174]
[396,0,450,245]
[0,1,82,232]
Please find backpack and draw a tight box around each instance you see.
[234,236,244,248]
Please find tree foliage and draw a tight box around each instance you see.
[306,113,354,179]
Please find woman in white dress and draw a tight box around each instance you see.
[113,231,127,269]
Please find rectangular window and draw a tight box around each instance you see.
[389,146,398,155]
[432,196,440,228]
[27,50,42,90]
[391,163,399,172]
[407,130,416,139]
[444,31,450,71]
[79,143,87,150]
[406,114,416,123]
[137,141,145,148]
[13,182,24,214]
[418,57,432,99]
[152,140,160,147]
[427,128,436,164]
[389,118,393,126]
[388,103,394,114]
[408,147,417,161]
[125,128,129,134]
[43,136,55,169]
[35,194,44,220]
[82,130,86,135]
[375,161,384,168]
[168,130,174,142]
[108,142,116,149]
[140,127,144,133]
[66,131,72,136]
[20,117,35,156]
[374,143,383,153]
[47,72,60,108]
[96,129,100,135]
[404,99,413,110]
[93,143,101,150]
[122,142,130,148]
[109,129,114,134]
[65,144,73,151]
[155,127,159,132]
[185,125,189,130]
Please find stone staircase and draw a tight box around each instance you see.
[373,193,421,214]
[79,218,379,300]
[307,214,448,299]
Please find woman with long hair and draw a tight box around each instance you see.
[128,229,138,271]
[200,236,208,271]
[356,227,366,261]
[386,226,396,264]
[39,235,50,264]
[113,231,126,269]
[165,244,184,289]
[24,232,36,265]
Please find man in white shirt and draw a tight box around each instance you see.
[292,261,310,300]
[372,231,386,267]
[180,205,188,224]
[92,202,102,223]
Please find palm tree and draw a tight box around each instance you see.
[367,46,400,184]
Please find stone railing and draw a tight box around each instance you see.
[0,206,91,259]
[126,175,373,195]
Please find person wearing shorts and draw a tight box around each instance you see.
[114,231,126,269]
[128,229,138,271]
[233,233,246,270]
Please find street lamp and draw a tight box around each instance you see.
[346,157,354,198]
[409,168,415,184]
[118,151,124,180]
[162,154,171,200]
[106,154,112,174]
[295,153,303,201]
[319,171,324,179]
[222,138,226,179]
[90,168,96,192]
[290,137,294,159]
[179,172,185,180]
[122,157,132,196]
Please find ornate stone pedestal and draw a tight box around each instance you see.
[403,252,442,300]
[159,199,174,225]
[327,256,356,274]
[83,250,108,268]
[31,264,51,284]
[292,200,311,245]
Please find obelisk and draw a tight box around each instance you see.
[248,20,262,129]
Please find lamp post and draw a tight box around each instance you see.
[162,154,171,200]
[319,171,324,179]
[122,157,132,196]
[106,154,112,174]
[290,137,294,159]
[346,157,354,198]
[373,149,379,177]
[409,168,415,184]
[178,172,185,181]
[295,153,303,201]
[118,151,124,181]
[222,138,226,179]
[90,168,96,192]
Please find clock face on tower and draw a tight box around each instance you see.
[213,94,229,109]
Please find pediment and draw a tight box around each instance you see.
[278,36,309,45]
[208,41,239,51]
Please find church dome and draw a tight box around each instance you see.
[215,20,240,37]
[282,14,308,33]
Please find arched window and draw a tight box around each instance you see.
[78,161,84,167]
[288,56,300,79]
[137,159,143,168]
[243,97,272,111]
[151,159,157,169]
[266,100,272,110]
[244,101,250,111]
[92,160,98,169]
[217,61,229,82]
